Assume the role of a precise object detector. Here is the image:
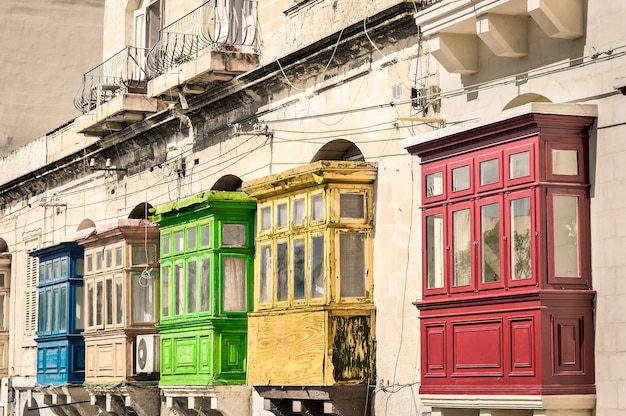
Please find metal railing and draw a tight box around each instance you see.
[147,0,258,76]
[74,46,150,113]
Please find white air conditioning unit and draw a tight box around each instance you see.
[136,334,160,374]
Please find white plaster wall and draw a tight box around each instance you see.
[0,0,104,156]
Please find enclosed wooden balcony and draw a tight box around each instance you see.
[146,0,259,100]
[74,46,158,137]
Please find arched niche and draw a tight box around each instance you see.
[0,238,7,253]
[211,175,243,192]
[77,219,96,232]
[128,202,154,219]
[310,139,364,162]
[503,93,551,110]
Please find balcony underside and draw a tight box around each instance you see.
[148,49,259,100]
[75,93,158,137]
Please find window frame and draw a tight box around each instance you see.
[504,142,536,187]
[506,188,537,288]
[546,141,586,183]
[448,158,474,199]
[476,194,506,291]
[422,205,448,296]
[475,150,503,193]
[449,200,475,294]
[423,163,447,203]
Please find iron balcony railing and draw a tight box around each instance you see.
[147,0,258,76]
[74,46,150,113]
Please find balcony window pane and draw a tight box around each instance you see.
[481,203,501,283]
[76,258,84,276]
[116,276,123,324]
[480,158,499,186]
[453,208,471,286]
[46,290,52,331]
[47,263,53,281]
[76,286,84,331]
[426,214,444,288]
[162,266,170,317]
[87,282,94,327]
[96,252,102,270]
[311,194,324,222]
[259,245,272,304]
[261,207,271,231]
[276,242,288,301]
[340,193,365,219]
[95,281,103,326]
[106,278,113,325]
[552,149,578,175]
[0,295,4,331]
[174,263,184,315]
[200,224,211,247]
[132,245,156,265]
[293,238,305,300]
[132,272,155,323]
[187,260,197,313]
[38,292,45,332]
[60,258,68,277]
[174,230,184,252]
[509,151,530,179]
[452,166,470,192]
[511,197,532,280]
[222,224,246,247]
[115,246,123,267]
[223,257,246,312]
[311,235,325,299]
[340,232,365,298]
[276,203,288,228]
[293,198,305,225]
[187,228,197,250]
[426,172,443,197]
[52,289,59,331]
[87,255,93,273]
[53,260,60,279]
[60,287,66,331]
[553,195,580,277]
[200,258,210,312]
[39,264,45,282]
[106,249,113,268]
[162,234,171,255]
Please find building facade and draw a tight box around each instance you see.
[0,1,624,416]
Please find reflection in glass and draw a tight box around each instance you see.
[293,239,305,300]
[509,151,530,179]
[480,158,499,186]
[162,266,170,317]
[259,245,272,303]
[553,195,580,277]
[311,194,324,222]
[481,203,501,283]
[452,166,470,192]
[276,242,288,301]
[426,172,443,197]
[511,197,531,280]
[200,258,210,311]
[453,209,471,286]
[426,214,444,288]
[187,260,197,313]
[340,232,365,298]
[222,257,246,312]
[311,235,325,299]
[293,198,305,225]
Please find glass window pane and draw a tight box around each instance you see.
[96,252,102,270]
[452,166,470,192]
[46,290,52,331]
[187,228,197,250]
[480,158,499,186]
[86,255,93,273]
[95,281,103,326]
[174,263,184,315]
[106,249,113,268]
[87,282,94,327]
[261,207,272,231]
[60,287,66,331]
[39,264,45,282]
[76,258,84,276]
[174,230,184,252]
[510,151,530,179]
[426,214,444,289]
[311,194,324,222]
[293,239,305,300]
[0,295,4,331]
[132,272,154,323]
[453,208,471,286]
[116,276,123,325]
[200,224,211,247]
[481,203,501,283]
[223,257,247,312]
[340,193,365,219]
[259,245,272,304]
[0,273,4,287]
[115,247,123,267]
[511,197,532,280]
[52,289,59,331]
[46,263,53,280]
[60,258,68,277]
[106,278,113,325]
[293,198,305,225]
[187,260,197,314]
[277,203,288,228]
[276,242,288,301]
[311,235,325,299]
[76,286,84,331]
[222,224,246,247]
[426,172,443,197]
[162,266,170,317]
[53,260,60,279]
[132,245,156,265]
[200,258,210,312]
[38,292,45,332]
[340,232,365,297]
[552,149,578,176]
[553,195,580,277]
[162,234,171,255]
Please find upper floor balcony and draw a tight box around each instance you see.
[73,1,259,137]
